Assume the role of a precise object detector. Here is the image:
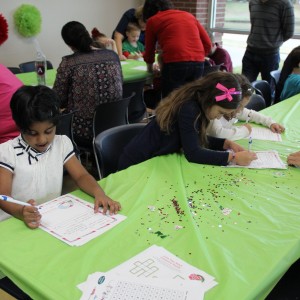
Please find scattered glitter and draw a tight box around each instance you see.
[148,205,156,211]
[174,225,183,230]
[222,208,232,216]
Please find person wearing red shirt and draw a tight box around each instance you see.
[0,65,23,144]
[143,0,211,97]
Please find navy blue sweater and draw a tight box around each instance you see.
[118,101,230,170]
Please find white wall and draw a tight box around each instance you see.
[0,0,143,68]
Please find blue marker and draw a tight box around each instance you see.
[0,195,32,206]
[248,136,253,151]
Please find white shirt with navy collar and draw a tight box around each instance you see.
[0,134,75,221]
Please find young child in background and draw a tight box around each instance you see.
[118,72,257,171]
[122,22,145,60]
[91,27,118,54]
[280,51,300,100]
[0,85,121,228]
[207,74,285,140]
[207,31,233,72]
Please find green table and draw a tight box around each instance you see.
[16,59,152,86]
[0,95,300,299]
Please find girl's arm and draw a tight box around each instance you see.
[207,119,251,140]
[64,156,121,214]
[0,167,40,228]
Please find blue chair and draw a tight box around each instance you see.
[251,80,273,107]
[94,123,145,178]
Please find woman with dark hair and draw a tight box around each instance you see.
[118,72,257,171]
[53,21,123,147]
[142,0,212,97]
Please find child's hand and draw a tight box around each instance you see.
[270,123,285,133]
[243,123,252,134]
[287,151,300,167]
[94,195,121,215]
[234,151,257,166]
[223,140,245,153]
[22,200,41,229]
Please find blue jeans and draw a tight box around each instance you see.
[161,61,204,97]
[242,50,280,83]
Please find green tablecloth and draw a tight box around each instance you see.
[0,95,300,299]
[16,59,151,86]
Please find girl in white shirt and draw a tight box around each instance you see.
[0,86,121,228]
[207,74,285,140]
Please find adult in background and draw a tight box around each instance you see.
[113,6,146,61]
[143,0,211,98]
[0,64,23,144]
[242,0,294,83]
[53,21,123,148]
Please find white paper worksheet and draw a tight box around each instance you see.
[227,150,287,169]
[85,273,205,300]
[38,194,126,246]
[244,127,282,141]
[78,245,217,300]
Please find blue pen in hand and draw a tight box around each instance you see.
[0,195,32,206]
[248,136,253,152]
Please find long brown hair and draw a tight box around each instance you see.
[156,72,242,145]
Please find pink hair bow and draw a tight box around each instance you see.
[215,83,241,102]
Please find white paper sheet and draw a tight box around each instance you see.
[78,245,217,300]
[80,272,205,300]
[227,150,287,169]
[244,127,282,141]
[132,65,147,71]
[38,194,126,246]
[108,245,217,290]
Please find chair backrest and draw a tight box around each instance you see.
[270,70,281,99]
[270,70,281,85]
[56,112,79,157]
[92,94,134,139]
[94,123,146,178]
[245,94,266,111]
[122,79,147,123]
[8,67,22,74]
[251,80,273,107]
[19,60,54,73]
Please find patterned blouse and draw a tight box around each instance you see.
[53,49,123,142]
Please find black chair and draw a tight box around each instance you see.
[0,277,32,300]
[56,112,80,159]
[251,80,273,107]
[90,95,134,178]
[7,67,22,74]
[123,79,147,123]
[19,60,53,73]
[245,94,266,111]
[94,123,146,178]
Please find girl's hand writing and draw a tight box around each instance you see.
[94,195,121,215]
[22,199,41,229]
[233,151,257,166]
[270,123,285,133]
